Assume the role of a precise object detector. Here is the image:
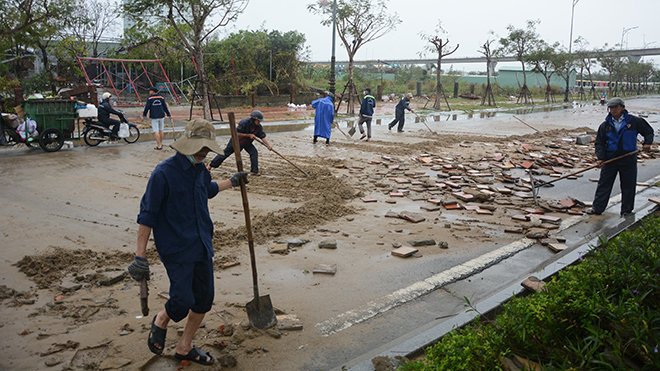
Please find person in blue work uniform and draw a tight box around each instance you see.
[143,86,172,150]
[358,87,376,141]
[208,110,272,176]
[311,91,334,144]
[586,98,654,217]
[388,93,414,132]
[127,119,248,366]
[98,92,124,139]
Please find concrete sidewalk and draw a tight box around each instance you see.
[342,174,660,371]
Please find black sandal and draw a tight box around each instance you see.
[175,346,215,365]
[148,315,167,355]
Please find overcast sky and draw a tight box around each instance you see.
[221,0,660,72]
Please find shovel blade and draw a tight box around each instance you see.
[348,126,356,136]
[246,295,277,329]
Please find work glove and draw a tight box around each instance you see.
[127,256,150,281]
[230,172,249,187]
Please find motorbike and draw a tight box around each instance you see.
[82,113,140,146]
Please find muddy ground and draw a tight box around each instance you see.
[1,96,659,371]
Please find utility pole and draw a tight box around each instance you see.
[564,0,579,102]
[329,0,337,96]
[613,26,637,96]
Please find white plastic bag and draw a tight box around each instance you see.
[118,123,130,138]
[17,119,38,140]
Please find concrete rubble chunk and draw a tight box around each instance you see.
[318,239,337,249]
[277,238,308,247]
[277,314,303,331]
[59,281,82,293]
[575,135,592,145]
[313,264,337,275]
[408,239,436,247]
[398,211,426,223]
[268,243,289,255]
[98,271,127,286]
[526,228,549,239]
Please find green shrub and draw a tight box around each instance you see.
[400,215,660,370]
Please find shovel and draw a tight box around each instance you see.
[169,117,176,139]
[227,112,277,330]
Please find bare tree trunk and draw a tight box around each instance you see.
[194,49,212,120]
[347,57,355,114]
[434,55,442,110]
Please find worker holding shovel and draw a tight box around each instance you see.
[586,98,654,217]
[128,119,248,365]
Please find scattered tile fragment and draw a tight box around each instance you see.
[391,247,419,258]
[521,276,546,292]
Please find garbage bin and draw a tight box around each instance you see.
[22,98,77,138]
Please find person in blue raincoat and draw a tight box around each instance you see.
[311,92,335,144]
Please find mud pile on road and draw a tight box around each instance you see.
[210,160,358,254]
[14,247,138,289]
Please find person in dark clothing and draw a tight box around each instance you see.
[388,93,414,132]
[128,119,248,365]
[98,92,124,139]
[208,110,272,175]
[143,87,172,150]
[358,87,376,141]
[586,98,654,217]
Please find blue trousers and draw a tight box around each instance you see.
[388,110,406,131]
[592,157,637,215]
[210,141,259,173]
[162,258,214,322]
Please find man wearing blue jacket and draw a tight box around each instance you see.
[587,98,654,217]
[311,92,335,144]
[388,93,414,132]
[358,87,376,141]
[143,87,172,150]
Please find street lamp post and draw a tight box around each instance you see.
[564,0,579,102]
[613,26,638,97]
[329,0,337,97]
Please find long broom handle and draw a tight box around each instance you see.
[228,112,259,299]
[537,150,640,187]
[254,138,309,177]
[512,115,541,133]
[413,112,434,133]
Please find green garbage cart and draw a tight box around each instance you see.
[21,98,77,152]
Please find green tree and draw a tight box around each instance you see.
[204,29,306,95]
[500,20,540,104]
[526,41,561,103]
[573,36,598,99]
[596,44,621,95]
[308,0,401,115]
[124,0,248,119]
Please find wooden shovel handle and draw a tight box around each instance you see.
[228,112,260,299]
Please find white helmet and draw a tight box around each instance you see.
[102,92,112,100]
